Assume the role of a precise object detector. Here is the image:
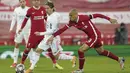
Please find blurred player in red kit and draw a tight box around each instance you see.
[18,0,59,68]
[47,9,125,73]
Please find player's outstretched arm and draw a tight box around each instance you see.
[53,24,70,37]
[34,31,53,36]
[90,14,110,20]
[46,24,70,44]
[90,14,118,24]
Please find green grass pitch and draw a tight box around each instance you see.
[0,45,130,73]
[0,57,130,73]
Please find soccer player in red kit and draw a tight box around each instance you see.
[47,9,125,73]
[18,0,58,68]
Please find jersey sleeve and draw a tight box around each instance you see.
[26,9,31,18]
[10,8,17,31]
[44,9,47,21]
[53,21,73,37]
[21,9,31,29]
[89,14,110,20]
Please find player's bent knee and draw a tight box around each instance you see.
[95,47,104,55]
[15,43,20,48]
[79,44,89,52]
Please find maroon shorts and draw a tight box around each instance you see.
[26,35,44,48]
[85,37,102,48]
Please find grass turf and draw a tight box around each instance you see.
[0,45,130,73]
[0,57,130,73]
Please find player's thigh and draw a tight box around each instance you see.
[37,39,50,51]
[95,46,104,54]
[14,33,24,43]
[94,38,104,53]
[79,43,89,52]
[51,38,63,55]
[27,36,43,49]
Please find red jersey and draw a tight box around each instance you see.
[21,6,47,35]
[53,14,110,38]
[53,14,111,48]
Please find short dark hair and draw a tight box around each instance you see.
[45,1,54,8]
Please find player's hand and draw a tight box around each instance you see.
[35,32,41,36]
[110,19,118,24]
[47,35,54,45]
[18,29,22,34]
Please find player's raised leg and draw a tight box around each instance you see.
[25,48,42,73]
[47,48,63,69]
[26,48,62,73]
[95,46,125,70]
[56,53,76,67]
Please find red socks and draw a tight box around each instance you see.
[47,48,57,64]
[100,50,119,61]
[21,48,30,64]
[78,50,85,69]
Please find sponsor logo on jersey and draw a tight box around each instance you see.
[34,16,44,20]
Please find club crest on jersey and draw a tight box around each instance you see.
[34,16,44,20]
[82,22,85,25]
[32,12,35,14]
[85,25,88,28]
[41,11,44,14]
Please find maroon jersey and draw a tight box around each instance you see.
[21,6,47,35]
[53,14,111,48]
[21,6,47,48]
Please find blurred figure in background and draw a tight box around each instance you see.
[114,28,120,44]
[119,23,128,45]
[114,23,128,45]
[9,0,34,68]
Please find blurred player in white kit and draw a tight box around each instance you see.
[9,0,34,68]
[25,1,76,73]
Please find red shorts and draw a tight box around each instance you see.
[26,34,44,48]
[85,37,102,48]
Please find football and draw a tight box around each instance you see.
[15,64,25,73]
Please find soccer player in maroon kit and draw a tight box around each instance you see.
[47,9,125,73]
[18,0,58,69]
